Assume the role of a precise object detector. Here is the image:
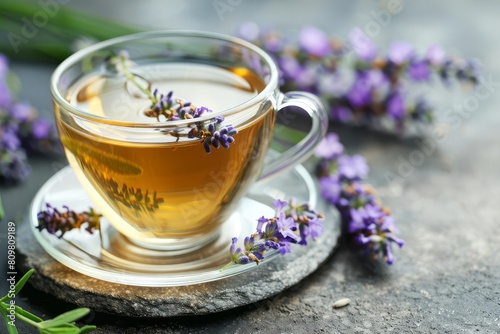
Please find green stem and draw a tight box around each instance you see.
[119,57,156,102]
[0,194,4,220]
[219,261,235,271]
[0,305,41,329]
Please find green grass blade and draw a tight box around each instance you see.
[38,308,90,329]
[0,307,18,334]
[0,270,34,303]
[14,305,43,323]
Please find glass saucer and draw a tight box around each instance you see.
[30,164,337,287]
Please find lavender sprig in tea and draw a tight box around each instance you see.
[108,51,237,153]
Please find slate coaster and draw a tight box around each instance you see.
[16,208,340,317]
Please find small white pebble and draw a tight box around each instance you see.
[333,298,351,309]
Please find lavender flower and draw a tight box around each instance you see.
[110,52,238,154]
[298,26,331,57]
[388,41,414,65]
[408,60,431,82]
[37,203,101,238]
[349,27,377,62]
[223,199,324,268]
[426,45,446,66]
[337,154,369,181]
[0,149,30,183]
[0,53,59,184]
[315,133,403,265]
[386,91,406,121]
[237,23,480,132]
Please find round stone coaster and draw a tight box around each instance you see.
[17,201,340,317]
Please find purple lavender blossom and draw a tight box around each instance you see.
[31,118,53,140]
[408,61,430,81]
[314,134,403,265]
[426,44,446,66]
[273,199,288,215]
[0,54,8,78]
[2,126,21,150]
[279,56,303,81]
[0,149,31,183]
[337,154,369,180]
[331,106,353,122]
[294,65,317,89]
[202,117,237,154]
[349,27,377,62]
[314,133,344,160]
[387,91,406,120]
[299,26,331,57]
[388,41,414,64]
[319,175,341,205]
[237,24,480,129]
[228,237,250,265]
[276,212,298,241]
[298,216,324,246]
[0,53,61,184]
[37,203,101,238]
[9,102,34,122]
[256,216,268,233]
[224,199,324,268]
[347,73,373,107]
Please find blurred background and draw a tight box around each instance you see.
[1,0,499,332]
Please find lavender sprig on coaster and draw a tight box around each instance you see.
[315,133,404,264]
[37,203,101,238]
[222,199,325,269]
[108,51,237,153]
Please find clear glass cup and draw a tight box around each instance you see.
[51,31,328,252]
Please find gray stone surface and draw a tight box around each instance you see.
[15,203,340,318]
[2,1,500,333]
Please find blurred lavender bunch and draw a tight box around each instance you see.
[0,53,59,184]
[223,199,324,268]
[315,133,403,264]
[237,23,480,132]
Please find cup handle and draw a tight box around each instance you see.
[258,91,329,182]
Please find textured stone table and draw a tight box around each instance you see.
[2,1,500,333]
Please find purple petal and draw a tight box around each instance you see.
[388,41,414,64]
[426,45,446,65]
[408,61,430,81]
[387,91,406,120]
[349,27,377,61]
[298,26,331,57]
[314,133,344,160]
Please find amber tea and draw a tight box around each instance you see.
[55,62,274,244]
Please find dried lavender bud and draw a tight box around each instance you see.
[37,203,101,238]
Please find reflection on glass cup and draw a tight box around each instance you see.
[51,31,328,251]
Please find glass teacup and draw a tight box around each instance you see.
[51,31,328,252]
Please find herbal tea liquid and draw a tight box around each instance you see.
[55,63,274,238]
